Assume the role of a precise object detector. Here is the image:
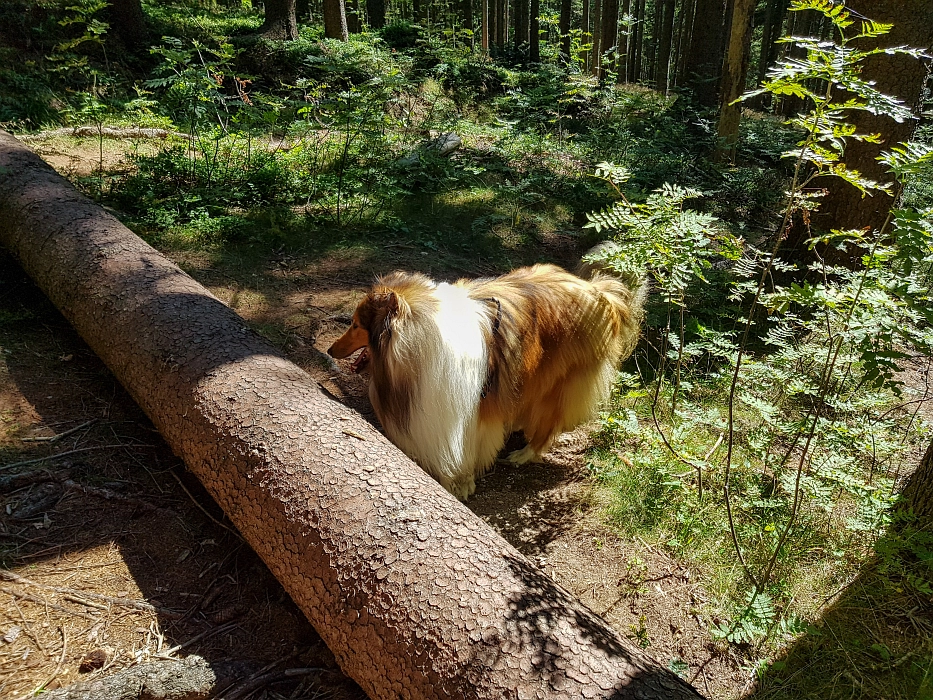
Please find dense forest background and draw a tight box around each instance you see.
[1,0,933,698]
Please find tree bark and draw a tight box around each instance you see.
[582,0,591,69]
[108,0,149,53]
[0,133,707,700]
[367,0,387,29]
[529,0,540,61]
[482,0,490,51]
[558,0,571,63]
[323,0,349,40]
[902,441,933,526]
[260,0,299,40]
[599,0,619,80]
[653,0,675,92]
[684,0,727,107]
[590,0,603,75]
[618,0,631,81]
[514,0,529,52]
[714,0,754,162]
[810,0,933,246]
[629,0,645,81]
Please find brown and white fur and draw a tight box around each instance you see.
[328,262,644,499]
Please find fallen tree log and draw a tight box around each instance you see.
[0,130,703,700]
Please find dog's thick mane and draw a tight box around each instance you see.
[351,263,644,498]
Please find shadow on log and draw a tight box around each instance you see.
[0,130,703,700]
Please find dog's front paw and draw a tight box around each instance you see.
[507,446,540,465]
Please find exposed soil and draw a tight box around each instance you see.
[7,133,924,700]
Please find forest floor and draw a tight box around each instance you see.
[1,133,928,699]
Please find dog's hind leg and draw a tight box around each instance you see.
[507,390,564,464]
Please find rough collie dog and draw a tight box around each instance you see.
[328,262,644,499]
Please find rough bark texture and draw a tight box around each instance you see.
[903,441,933,525]
[41,656,246,700]
[259,0,299,40]
[0,131,704,700]
[810,0,933,243]
[323,0,349,41]
[715,0,754,162]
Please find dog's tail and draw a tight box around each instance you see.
[578,242,647,359]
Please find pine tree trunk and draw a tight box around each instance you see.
[463,0,474,46]
[599,0,619,80]
[529,0,540,61]
[591,0,603,75]
[323,0,349,39]
[346,0,362,33]
[558,0,571,63]
[654,0,675,92]
[514,0,528,52]
[581,0,591,70]
[367,0,386,28]
[714,0,754,162]
[482,0,491,51]
[684,0,727,107]
[260,0,299,40]
[631,0,645,81]
[903,442,933,525]
[810,0,933,256]
[108,0,149,52]
[0,131,708,700]
[618,0,631,82]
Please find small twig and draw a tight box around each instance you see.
[0,571,181,617]
[341,429,366,441]
[1,585,97,621]
[0,444,155,471]
[21,419,98,443]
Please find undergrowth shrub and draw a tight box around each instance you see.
[586,0,933,658]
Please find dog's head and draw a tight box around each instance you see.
[327,291,402,360]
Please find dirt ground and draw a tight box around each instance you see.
[0,133,781,699]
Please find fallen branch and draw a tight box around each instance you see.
[29,655,236,700]
[0,571,182,618]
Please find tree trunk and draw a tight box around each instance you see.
[558,0,570,62]
[345,0,361,33]
[463,0,475,46]
[323,0,349,40]
[0,131,706,700]
[260,0,299,40]
[751,0,787,108]
[714,0,754,162]
[367,0,386,29]
[108,0,149,53]
[903,441,933,525]
[810,0,933,246]
[482,0,490,51]
[617,0,631,81]
[514,0,528,52]
[599,0,619,80]
[684,0,727,107]
[590,0,602,75]
[529,0,540,61]
[581,0,591,69]
[653,0,675,92]
[629,0,645,81]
